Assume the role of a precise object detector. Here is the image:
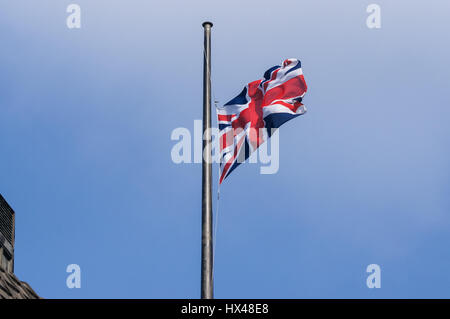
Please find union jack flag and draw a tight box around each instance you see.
[217,58,308,184]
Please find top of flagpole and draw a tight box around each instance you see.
[202,21,213,28]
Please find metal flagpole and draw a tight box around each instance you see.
[201,21,214,299]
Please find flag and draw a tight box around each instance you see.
[217,58,308,184]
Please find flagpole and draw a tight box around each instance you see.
[201,21,214,299]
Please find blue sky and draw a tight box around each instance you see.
[1,0,449,298]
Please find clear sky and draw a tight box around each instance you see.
[1,0,449,298]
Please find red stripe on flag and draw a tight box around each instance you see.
[262,76,307,107]
[220,130,234,150]
[219,135,245,184]
[218,114,233,122]
[263,69,279,92]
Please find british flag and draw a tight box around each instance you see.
[217,58,308,184]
